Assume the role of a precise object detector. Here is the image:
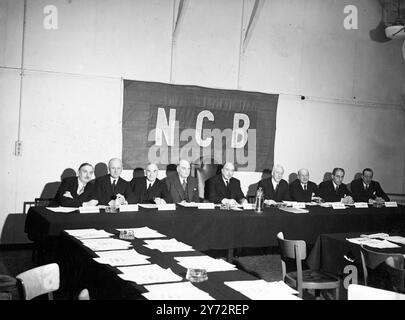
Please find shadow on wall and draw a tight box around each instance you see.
[246,169,271,197]
[323,172,332,182]
[95,162,108,178]
[165,164,177,179]
[39,168,76,199]
[197,162,222,200]
[132,167,144,179]
[288,172,298,184]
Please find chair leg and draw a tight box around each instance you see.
[335,286,340,300]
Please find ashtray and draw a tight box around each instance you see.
[186,268,208,283]
[105,206,119,213]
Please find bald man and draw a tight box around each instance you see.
[257,164,291,204]
[130,163,172,204]
[205,162,246,205]
[56,163,98,207]
[94,158,135,206]
[165,160,199,203]
[289,168,319,202]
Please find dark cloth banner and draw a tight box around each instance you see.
[122,80,278,171]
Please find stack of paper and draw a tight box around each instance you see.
[174,256,237,272]
[117,264,183,284]
[46,206,78,213]
[144,239,194,252]
[116,227,166,239]
[80,238,132,251]
[93,249,150,266]
[346,237,400,248]
[225,280,301,300]
[65,228,114,239]
[142,282,214,300]
[360,233,390,239]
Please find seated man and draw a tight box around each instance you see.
[318,167,354,204]
[205,162,246,206]
[94,158,135,206]
[56,163,98,207]
[258,164,291,205]
[351,168,389,203]
[130,163,172,204]
[165,159,199,203]
[289,168,319,202]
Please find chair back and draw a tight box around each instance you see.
[16,263,60,300]
[385,256,405,293]
[78,288,90,300]
[359,245,404,286]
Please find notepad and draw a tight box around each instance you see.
[80,238,132,251]
[143,282,214,300]
[174,256,237,272]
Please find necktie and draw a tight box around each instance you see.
[303,184,307,191]
[182,179,187,191]
[225,180,229,187]
[147,182,151,191]
[335,185,339,195]
[112,180,117,193]
[78,186,84,195]
[275,184,279,193]
[365,184,369,191]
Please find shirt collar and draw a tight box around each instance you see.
[222,176,230,184]
[110,176,118,184]
[77,178,85,190]
[333,181,339,189]
[272,178,279,188]
[179,175,187,184]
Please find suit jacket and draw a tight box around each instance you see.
[350,178,389,202]
[318,180,352,202]
[55,176,96,207]
[205,175,245,204]
[94,174,135,205]
[258,178,291,202]
[165,173,199,203]
[130,177,172,204]
[289,179,318,202]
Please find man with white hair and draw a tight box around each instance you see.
[165,159,199,203]
[289,168,319,202]
[130,163,172,204]
[94,158,135,205]
[205,162,246,205]
[257,164,291,204]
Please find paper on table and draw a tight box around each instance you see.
[80,238,132,251]
[116,227,166,239]
[144,239,194,252]
[360,233,390,239]
[93,255,150,266]
[65,229,114,239]
[138,204,158,209]
[143,282,214,300]
[225,280,301,300]
[46,206,78,213]
[117,264,183,285]
[174,256,237,272]
[346,237,400,248]
[385,236,405,245]
[177,202,198,207]
[279,207,309,214]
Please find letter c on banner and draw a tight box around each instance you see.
[195,110,214,147]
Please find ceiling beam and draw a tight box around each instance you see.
[242,0,265,53]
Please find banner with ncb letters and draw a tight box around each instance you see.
[122,80,278,171]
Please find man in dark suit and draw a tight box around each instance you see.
[94,158,135,205]
[351,168,390,203]
[130,163,172,204]
[289,168,318,202]
[318,167,354,204]
[56,163,98,207]
[258,164,291,204]
[165,159,199,203]
[205,162,246,205]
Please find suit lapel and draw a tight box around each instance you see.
[174,175,184,200]
[72,177,79,197]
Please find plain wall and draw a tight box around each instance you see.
[1,0,405,243]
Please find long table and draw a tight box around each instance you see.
[25,205,405,251]
[58,229,261,300]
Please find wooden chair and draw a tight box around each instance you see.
[385,256,405,294]
[78,288,90,300]
[276,232,340,299]
[359,245,404,287]
[16,263,60,300]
